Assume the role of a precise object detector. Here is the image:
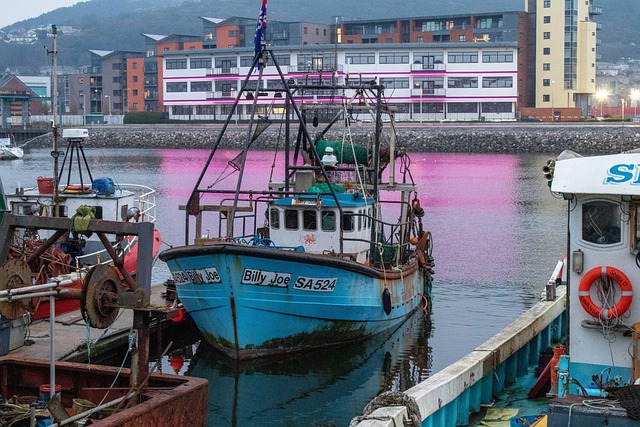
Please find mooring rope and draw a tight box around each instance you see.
[349,390,421,427]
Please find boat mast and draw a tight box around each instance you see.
[50,25,60,217]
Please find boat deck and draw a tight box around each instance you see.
[9,284,172,362]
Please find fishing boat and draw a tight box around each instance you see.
[159,3,434,360]
[2,128,162,320]
[0,136,23,160]
[2,23,162,321]
[351,149,640,426]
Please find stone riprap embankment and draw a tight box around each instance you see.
[27,125,640,154]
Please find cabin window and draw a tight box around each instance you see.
[269,208,280,229]
[358,211,362,231]
[88,206,103,220]
[285,209,299,230]
[368,208,373,228]
[321,211,336,231]
[582,201,621,245]
[303,210,317,230]
[342,212,355,232]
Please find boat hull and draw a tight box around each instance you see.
[160,243,427,360]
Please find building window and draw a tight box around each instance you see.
[132,63,137,69]
[190,81,212,92]
[166,59,187,70]
[323,29,327,36]
[482,51,513,63]
[543,79,550,86]
[166,82,188,92]
[448,77,478,88]
[417,36,424,43]
[190,58,212,69]
[544,0,551,7]
[172,105,192,115]
[379,52,409,64]
[543,32,551,39]
[543,94,550,102]
[482,102,512,113]
[482,76,513,88]
[543,47,550,55]
[543,16,551,24]
[447,51,478,63]
[132,89,138,96]
[316,28,319,36]
[228,30,238,37]
[543,63,551,70]
[459,35,466,42]
[448,103,477,113]
[304,27,308,34]
[345,53,375,64]
[379,77,409,89]
[132,76,138,82]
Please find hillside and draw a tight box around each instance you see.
[0,0,635,73]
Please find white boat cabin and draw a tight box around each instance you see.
[550,150,640,388]
[269,193,374,262]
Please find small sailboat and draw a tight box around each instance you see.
[159,0,434,360]
[0,137,23,160]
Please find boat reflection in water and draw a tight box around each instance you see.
[167,308,433,426]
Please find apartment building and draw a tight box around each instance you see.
[528,0,598,117]
[162,43,518,122]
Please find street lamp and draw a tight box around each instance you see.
[595,89,608,117]
[230,87,238,126]
[80,92,86,126]
[631,89,640,120]
[414,82,423,124]
[621,98,625,124]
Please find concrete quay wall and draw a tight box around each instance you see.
[30,125,640,154]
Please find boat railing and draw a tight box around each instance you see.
[345,216,413,266]
[116,183,158,224]
[74,184,158,268]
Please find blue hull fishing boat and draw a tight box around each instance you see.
[351,150,640,426]
[159,1,434,360]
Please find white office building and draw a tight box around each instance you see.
[162,43,518,122]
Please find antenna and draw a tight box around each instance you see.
[48,24,60,217]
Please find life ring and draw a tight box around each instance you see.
[578,266,633,319]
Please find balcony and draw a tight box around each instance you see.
[206,91,235,99]
[288,64,343,74]
[412,88,445,97]
[411,63,445,72]
[206,67,240,76]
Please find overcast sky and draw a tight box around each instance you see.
[0,1,84,28]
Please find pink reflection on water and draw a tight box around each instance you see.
[156,149,522,283]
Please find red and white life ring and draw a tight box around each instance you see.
[578,266,633,319]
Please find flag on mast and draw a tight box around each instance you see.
[253,0,268,68]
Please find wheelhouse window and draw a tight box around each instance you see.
[582,201,621,245]
[285,209,298,230]
[321,211,336,231]
[342,212,355,232]
[303,210,317,231]
[270,208,280,229]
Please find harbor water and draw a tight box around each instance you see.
[0,147,567,426]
